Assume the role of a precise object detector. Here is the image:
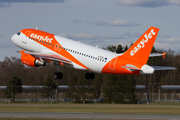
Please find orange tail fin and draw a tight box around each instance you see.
[122,26,159,64]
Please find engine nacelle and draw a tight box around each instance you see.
[20,51,46,67]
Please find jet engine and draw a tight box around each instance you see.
[21,52,46,67]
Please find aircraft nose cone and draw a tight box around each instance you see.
[11,34,16,43]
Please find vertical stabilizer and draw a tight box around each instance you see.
[122,26,159,64]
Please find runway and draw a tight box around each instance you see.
[0,112,180,120]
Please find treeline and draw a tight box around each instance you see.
[0,44,179,103]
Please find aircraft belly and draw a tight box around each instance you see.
[76,56,105,73]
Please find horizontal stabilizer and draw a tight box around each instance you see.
[151,66,176,71]
[121,66,140,71]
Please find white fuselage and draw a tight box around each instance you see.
[12,32,120,73]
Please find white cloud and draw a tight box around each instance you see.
[0,0,65,3]
[59,32,132,40]
[93,20,140,27]
[59,33,98,40]
[0,2,10,8]
[167,0,180,5]
[154,42,180,51]
[70,19,82,24]
[153,37,180,51]
[115,0,180,7]
[0,0,65,8]
[164,37,180,44]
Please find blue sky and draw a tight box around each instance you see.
[0,0,180,61]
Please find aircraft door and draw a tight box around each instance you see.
[22,31,31,44]
[109,58,118,71]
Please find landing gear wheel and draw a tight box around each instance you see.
[85,73,90,79]
[85,72,95,79]
[53,72,63,79]
[90,73,95,79]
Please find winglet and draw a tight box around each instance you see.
[162,52,166,58]
[122,26,159,64]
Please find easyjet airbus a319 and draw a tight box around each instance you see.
[11,26,176,79]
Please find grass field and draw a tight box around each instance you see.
[0,102,180,114]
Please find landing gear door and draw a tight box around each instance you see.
[22,31,31,44]
[109,58,118,71]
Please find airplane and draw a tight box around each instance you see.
[11,26,176,79]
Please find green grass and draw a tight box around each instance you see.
[0,102,180,114]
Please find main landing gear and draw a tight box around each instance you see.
[54,71,94,79]
[85,72,95,79]
[53,72,63,79]
[52,62,95,80]
[53,62,63,79]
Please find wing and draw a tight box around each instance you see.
[24,51,72,66]
[149,52,166,58]
[151,66,176,70]
[122,64,176,71]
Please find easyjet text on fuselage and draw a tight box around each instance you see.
[30,33,53,43]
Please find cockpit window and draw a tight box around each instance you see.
[17,32,21,36]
